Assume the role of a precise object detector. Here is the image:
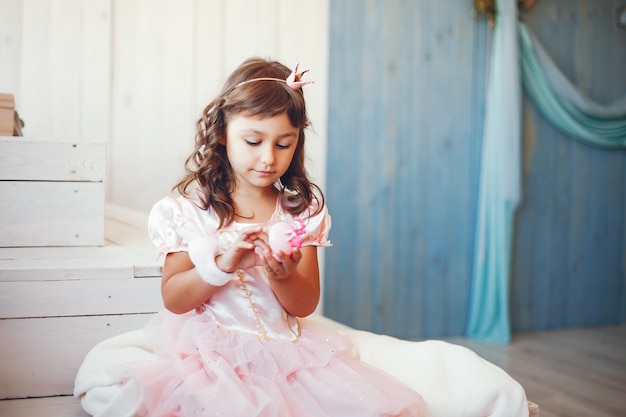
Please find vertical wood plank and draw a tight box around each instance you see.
[422,0,453,338]
[19,0,53,135]
[351,0,378,332]
[48,0,82,137]
[19,0,82,138]
[444,1,483,336]
[324,0,354,326]
[194,0,225,115]
[80,0,111,142]
[222,0,278,72]
[110,0,197,211]
[405,0,432,339]
[0,0,23,95]
[391,0,420,338]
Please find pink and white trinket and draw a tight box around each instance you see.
[268,219,306,259]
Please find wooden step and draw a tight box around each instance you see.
[0,137,106,247]
[0,203,163,403]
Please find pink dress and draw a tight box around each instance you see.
[130,191,427,417]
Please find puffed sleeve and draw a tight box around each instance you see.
[148,196,212,257]
[148,196,233,286]
[300,202,332,247]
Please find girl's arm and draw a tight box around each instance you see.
[160,251,221,314]
[267,245,321,317]
[161,226,265,314]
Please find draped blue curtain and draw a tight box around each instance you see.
[468,1,626,344]
[467,0,521,344]
[518,21,626,148]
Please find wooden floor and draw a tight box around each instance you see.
[447,324,626,417]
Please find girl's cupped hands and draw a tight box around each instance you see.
[215,226,268,273]
[215,225,302,280]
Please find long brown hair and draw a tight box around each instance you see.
[174,57,324,228]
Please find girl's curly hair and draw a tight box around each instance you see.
[174,57,324,228]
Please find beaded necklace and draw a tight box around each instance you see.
[220,228,301,342]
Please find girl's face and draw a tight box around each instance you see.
[224,112,299,192]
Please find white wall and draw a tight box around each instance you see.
[0,0,329,212]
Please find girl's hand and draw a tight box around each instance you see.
[261,247,303,281]
[215,226,266,272]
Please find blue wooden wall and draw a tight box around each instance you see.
[323,0,626,339]
[323,0,488,339]
[512,0,626,331]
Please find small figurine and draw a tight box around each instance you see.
[268,218,306,259]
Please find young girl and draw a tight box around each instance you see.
[85,57,426,417]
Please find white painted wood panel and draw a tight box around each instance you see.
[0,314,153,399]
[193,0,225,118]
[18,0,111,142]
[0,0,329,215]
[80,0,112,142]
[0,277,162,319]
[0,245,156,282]
[0,137,105,181]
[0,181,104,247]
[0,0,23,95]
[0,210,161,282]
[0,257,132,282]
[221,0,279,71]
[107,0,329,212]
[0,200,163,402]
[109,0,197,210]
[20,0,77,139]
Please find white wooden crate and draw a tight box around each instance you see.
[0,137,106,247]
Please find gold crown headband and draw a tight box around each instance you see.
[235,63,313,91]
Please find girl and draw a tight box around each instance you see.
[106,58,426,417]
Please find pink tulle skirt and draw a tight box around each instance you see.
[126,311,426,417]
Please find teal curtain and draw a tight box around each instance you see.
[518,21,626,148]
[467,0,521,344]
[468,4,626,344]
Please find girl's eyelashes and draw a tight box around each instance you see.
[243,138,292,149]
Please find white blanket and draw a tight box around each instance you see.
[74,316,537,417]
